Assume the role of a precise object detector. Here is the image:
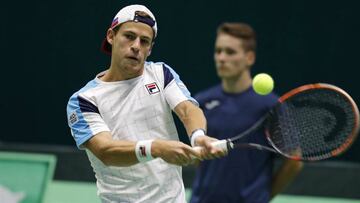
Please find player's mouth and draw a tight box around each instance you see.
[127,56,139,60]
[217,66,228,71]
[126,55,140,62]
[126,56,141,63]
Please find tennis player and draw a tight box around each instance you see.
[66,4,224,203]
[190,22,303,203]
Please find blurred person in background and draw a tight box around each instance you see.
[66,4,225,203]
[190,22,303,203]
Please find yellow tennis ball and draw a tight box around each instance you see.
[252,73,274,95]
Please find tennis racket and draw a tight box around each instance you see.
[194,83,359,161]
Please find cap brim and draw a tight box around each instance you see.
[101,38,112,55]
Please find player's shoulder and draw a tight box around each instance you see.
[145,61,174,71]
[68,79,99,103]
[194,84,222,103]
[144,61,182,85]
[145,61,178,78]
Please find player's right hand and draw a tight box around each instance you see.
[151,139,201,166]
[194,135,228,160]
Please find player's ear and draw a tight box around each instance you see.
[106,28,115,45]
[246,51,256,66]
[147,42,155,56]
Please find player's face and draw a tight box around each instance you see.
[108,22,153,78]
[214,33,254,80]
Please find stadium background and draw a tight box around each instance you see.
[1,0,360,202]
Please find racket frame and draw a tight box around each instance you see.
[265,83,360,161]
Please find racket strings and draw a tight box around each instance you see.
[268,88,356,160]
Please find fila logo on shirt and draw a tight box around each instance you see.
[69,112,79,125]
[145,82,160,95]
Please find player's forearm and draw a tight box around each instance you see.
[84,133,140,167]
[183,107,207,136]
[96,140,139,167]
[174,101,207,136]
[271,159,303,198]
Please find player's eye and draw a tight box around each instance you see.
[225,48,236,55]
[124,33,136,41]
[215,48,222,54]
[140,38,151,47]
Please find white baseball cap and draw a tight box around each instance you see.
[101,4,157,55]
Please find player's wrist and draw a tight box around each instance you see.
[150,139,162,158]
[190,128,206,147]
[135,140,154,163]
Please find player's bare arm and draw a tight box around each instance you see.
[271,159,304,198]
[173,100,226,159]
[84,131,201,166]
[84,132,138,167]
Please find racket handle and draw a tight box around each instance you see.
[192,139,234,158]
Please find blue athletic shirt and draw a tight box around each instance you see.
[190,84,278,203]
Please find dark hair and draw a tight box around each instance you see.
[217,22,256,52]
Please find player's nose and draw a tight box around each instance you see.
[215,52,227,62]
[131,38,141,53]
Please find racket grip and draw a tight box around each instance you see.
[192,139,233,159]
